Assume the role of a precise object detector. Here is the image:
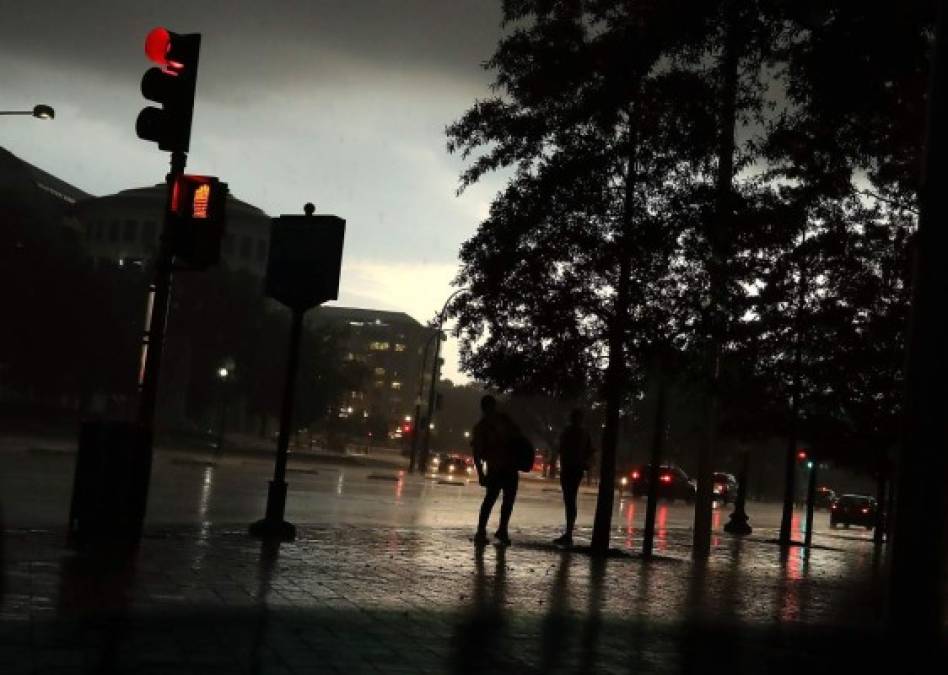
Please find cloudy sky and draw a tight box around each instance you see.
[0,0,510,382]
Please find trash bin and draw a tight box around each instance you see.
[67,420,151,548]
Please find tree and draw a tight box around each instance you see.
[448,0,721,552]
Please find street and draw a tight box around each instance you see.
[0,436,936,674]
[0,436,876,547]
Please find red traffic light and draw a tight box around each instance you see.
[137,28,200,152]
[167,175,227,269]
[145,27,172,66]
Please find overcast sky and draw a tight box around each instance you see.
[0,0,509,382]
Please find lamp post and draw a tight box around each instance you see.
[215,366,230,456]
[418,287,466,473]
[409,331,439,472]
[0,104,55,119]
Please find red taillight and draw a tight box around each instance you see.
[831,505,837,510]
[631,471,640,480]
[660,474,672,483]
[861,508,869,514]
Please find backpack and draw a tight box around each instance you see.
[511,434,535,472]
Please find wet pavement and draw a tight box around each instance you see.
[0,436,943,673]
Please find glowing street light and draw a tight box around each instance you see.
[0,104,55,119]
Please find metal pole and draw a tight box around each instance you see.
[132,150,186,539]
[215,380,228,457]
[873,456,887,545]
[250,308,304,541]
[417,288,464,473]
[409,331,436,472]
[780,222,808,546]
[419,329,443,472]
[804,462,816,549]
[642,372,665,558]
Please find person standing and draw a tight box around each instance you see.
[553,408,595,546]
[472,395,519,545]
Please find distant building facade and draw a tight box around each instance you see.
[309,306,437,434]
[0,145,90,234]
[72,184,271,275]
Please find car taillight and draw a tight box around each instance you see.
[660,474,672,483]
[861,508,869,514]
[631,471,640,480]
[831,505,837,510]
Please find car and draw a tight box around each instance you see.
[712,472,739,504]
[428,453,477,480]
[815,486,836,509]
[830,494,879,529]
[623,464,696,503]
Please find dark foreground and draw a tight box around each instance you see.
[2,523,943,675]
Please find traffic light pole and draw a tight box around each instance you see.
[803,462,816,549]
[419,329,443,473]
[130,150,186,540]
[249,307,303,541]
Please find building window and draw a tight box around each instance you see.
[240,236,253,260]
[369,341,390,351]
[256,239,267,262]
[143,221,157,244]
[123,220,137,243]
[391,381,402,390]
[374,380,385,389]
[394,343,406,352]
[109,221,120,243]
[374,367,386,376]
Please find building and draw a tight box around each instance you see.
[308,306,437,434]
[72,184,271,275]
[0,145,90,234]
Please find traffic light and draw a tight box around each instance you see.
[797,450,808,461]
[168,174,227,269]
[136,27,201,153]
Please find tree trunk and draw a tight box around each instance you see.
[694,0,739,559]
[889,1,948,650]
[779,220,808,545]
[591,99,639,555]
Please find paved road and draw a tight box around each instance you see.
[2,435,940,674]
[0,436,875,552]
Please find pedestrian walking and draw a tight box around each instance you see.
[553,408,596,546]
[471,395,519,546]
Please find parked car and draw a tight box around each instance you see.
[815,486,836,509]
[624,464,696,502]
[830,494,879,529]
[429,453,476,480]
[712,472,739,504]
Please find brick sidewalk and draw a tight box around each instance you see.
[0,524,935,674]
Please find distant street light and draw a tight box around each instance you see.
[0,104,55,119]
[215,364,232,456]
[418,287,467,472]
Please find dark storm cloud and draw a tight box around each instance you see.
[0,0,502,99]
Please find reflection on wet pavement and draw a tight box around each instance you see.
[1,522,925,674]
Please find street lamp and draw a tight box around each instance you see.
[418,287,467,473]
[0,104,55,119]
[215,364,232,456]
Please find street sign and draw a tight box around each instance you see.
[264,209,345,311]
